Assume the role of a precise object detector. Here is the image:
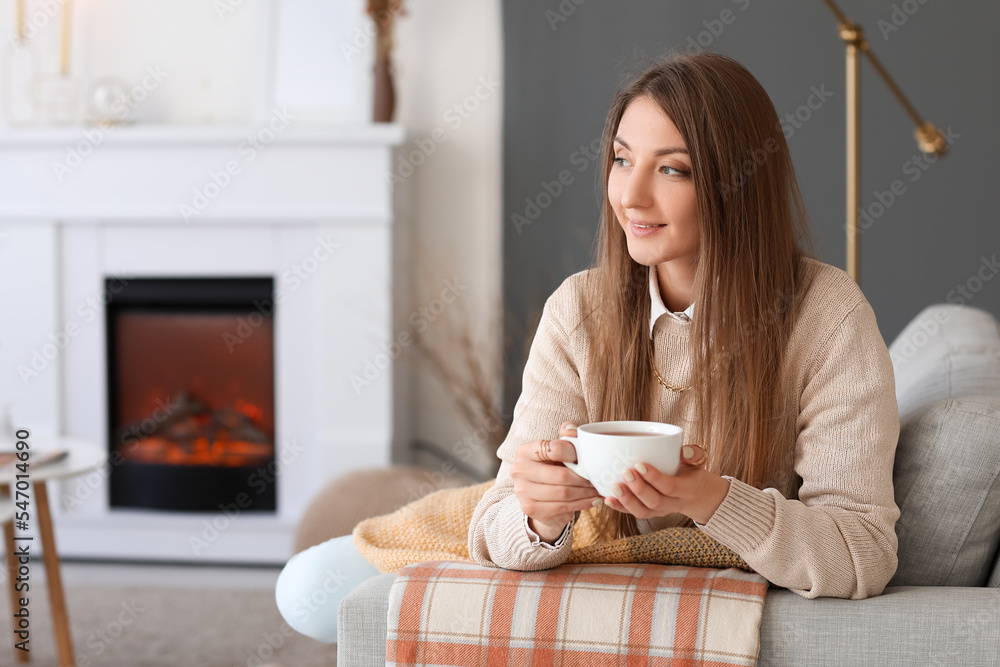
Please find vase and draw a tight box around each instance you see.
[373,55,395,123]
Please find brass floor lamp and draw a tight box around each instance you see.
[821,0,948,286]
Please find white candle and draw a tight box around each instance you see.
[15,0,24,41]
[60,0,72,74]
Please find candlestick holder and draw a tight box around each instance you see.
[0,38,41,126]
[28,71,81,125]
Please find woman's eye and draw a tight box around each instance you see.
[612,156,686,175]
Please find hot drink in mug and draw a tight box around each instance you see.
[562,421,684,497]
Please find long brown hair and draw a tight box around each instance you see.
[583,52,820,539]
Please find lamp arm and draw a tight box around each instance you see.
[821,0,947,156]
[820,0,850,25]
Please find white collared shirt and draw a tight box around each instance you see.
[649,265,694,338]
[524,513,572,549]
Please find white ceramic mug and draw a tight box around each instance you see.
[562,421,684,497]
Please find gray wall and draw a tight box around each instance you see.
[502,0,1000,416]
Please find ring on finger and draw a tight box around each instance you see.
[690,447,709,467]
[538,439,552,463]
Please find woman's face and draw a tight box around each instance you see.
[608,95,700,268]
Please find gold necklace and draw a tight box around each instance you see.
[652,365,693,393]
[651,357,723,393]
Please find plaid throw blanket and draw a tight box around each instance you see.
[386,560,768,667]
[356,481,770,667]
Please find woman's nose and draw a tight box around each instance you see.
[620,170,652,209]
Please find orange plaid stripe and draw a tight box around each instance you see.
[386,561,769,667]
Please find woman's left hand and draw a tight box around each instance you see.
[602,445,731,525]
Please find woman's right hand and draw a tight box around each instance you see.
[510,421,601,544]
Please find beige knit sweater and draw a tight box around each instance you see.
[468,257,901,600]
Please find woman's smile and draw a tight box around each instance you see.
[629,219,666,237]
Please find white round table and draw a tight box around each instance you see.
[0,437,106,667]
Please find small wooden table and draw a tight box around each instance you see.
[0,438,106,667]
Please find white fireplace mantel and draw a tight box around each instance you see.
[0,122,407,564]
[0,122,404,221]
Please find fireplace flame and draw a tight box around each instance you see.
[117,391,273,467]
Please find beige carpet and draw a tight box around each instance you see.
[0,578,338,667]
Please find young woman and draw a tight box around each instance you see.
[277,52,900,645]
[468,52,901,600]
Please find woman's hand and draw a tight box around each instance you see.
[511,421,601,543]
[602,445,731,525]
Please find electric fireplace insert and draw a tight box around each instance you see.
[105,277,276,513]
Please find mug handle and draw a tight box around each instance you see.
[560,435,590,481]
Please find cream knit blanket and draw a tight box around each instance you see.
[353,480,752,574]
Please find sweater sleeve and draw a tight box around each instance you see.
[467,285,590,570]
[695,299,901,600]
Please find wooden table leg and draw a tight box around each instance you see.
[34,482,74,667]
[2,484,30,663]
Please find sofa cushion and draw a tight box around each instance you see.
[888,304,1000,422]
[338,576,1000,667]
[889,396,1000,586]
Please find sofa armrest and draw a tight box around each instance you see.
[338,573,397,667]
[338,578,1000,667]
[760,586,1000,666]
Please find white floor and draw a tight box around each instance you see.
[34,557,283,591]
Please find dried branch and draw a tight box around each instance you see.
[366,0,408,59]
[398,261,509,475]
